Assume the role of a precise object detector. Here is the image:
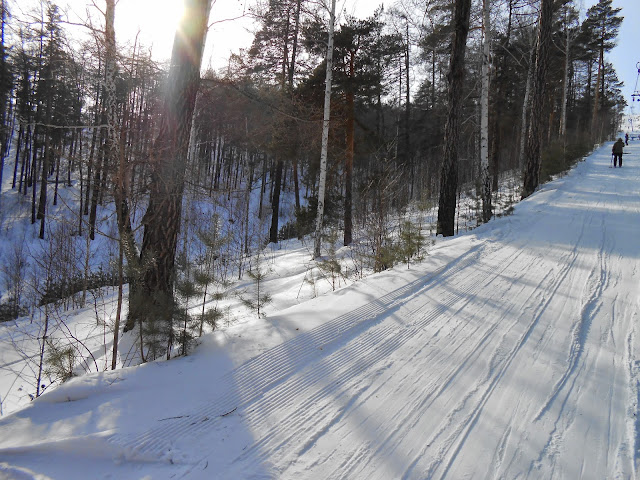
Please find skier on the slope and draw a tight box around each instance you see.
[625,133,629,145]
[612,137,625,168]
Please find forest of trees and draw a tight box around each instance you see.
[0,0,625,364]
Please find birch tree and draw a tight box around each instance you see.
[313,0,336,258]
[479,0,491,223]
[103,0,123,370]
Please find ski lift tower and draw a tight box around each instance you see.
[630,62,640,133]
[632,62,640,104]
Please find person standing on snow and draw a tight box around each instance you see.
[625,133,629,145]
[612,137,625,167]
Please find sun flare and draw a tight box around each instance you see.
[115,0,186,59]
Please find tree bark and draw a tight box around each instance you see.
[591,41,604,139]
[37,134,48,239]
[518,43,535,171]
[522,0,553,199]
[436,0,472,237]
[313,0,336,258]
[344,52,354,247]
[480,0,491,224]
[127,0,211,338]
[269,157,284,243]
[559,5,571,137]
[404,19,412,200]
[12,123,22,189]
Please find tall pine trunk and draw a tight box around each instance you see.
[404,20,412,200]
[269,157,284,243]
[522,0,553,199]
[344,64,354,247]
[591,44,604,139]
[126,0,211,350]
[559,5,571,138]
[437,0,472,237]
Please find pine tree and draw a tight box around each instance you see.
[332,11,403,246]
[437,0,472,236]
[398,220,425,269]
[582,0,622,140]
[522,0,554,199]
[247,0,306,244]
[126,0,211,352]
[194,216,229,337]
[240,251,273,318]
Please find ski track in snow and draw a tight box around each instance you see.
[108,241,493,459]
[105,146,639,479]
[527,169,633,479]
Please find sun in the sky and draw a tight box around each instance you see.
[113,0,186,60]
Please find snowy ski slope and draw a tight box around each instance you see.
[0,141,639,479]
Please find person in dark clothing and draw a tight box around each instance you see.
[612,138,625,167]
[625,133,629,145]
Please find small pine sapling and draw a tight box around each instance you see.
[194,217,230,336]
[199,300,224,336]
[316,230,344,291]
[398,220,425,269]
[133,290,178,361]
[239,246,272,319]
[241,267,272,318]
[174,276,202,356]
[44,341,77,384]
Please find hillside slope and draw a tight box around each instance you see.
[1,141,639,479]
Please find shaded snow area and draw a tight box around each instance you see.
[1,141,640,479]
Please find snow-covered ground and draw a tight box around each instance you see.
[0,141,639,479]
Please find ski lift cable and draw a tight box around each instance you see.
[632,62,640,102]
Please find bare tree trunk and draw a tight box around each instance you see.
[30,132,38,224]
[437,0,472,237]
[37,134,50,239]
[103,0,127,365]
[258,154,266,219]
[85,76,101,217]
[88,129,104,240]
[479,0,491,223]
[560,6,571,138]
[404,19,412,200]
[112,239,123,370]
[53,143,60,206]
[522,0,553,199]
[591,45,604,139]
[344,55,354,246]
[127,0,211,344]
[36,306,50,398]
[518,44,535,171]
[11,123,22,189]
[314,0,336,258]
[269,157,284,244]
[293,156,301,237]
[241,158,253,276]
[18,124,30,194]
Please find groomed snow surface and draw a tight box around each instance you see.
[1,141,639,479]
